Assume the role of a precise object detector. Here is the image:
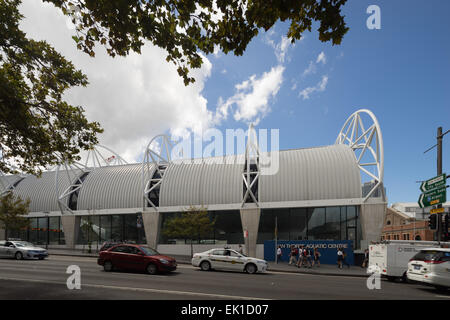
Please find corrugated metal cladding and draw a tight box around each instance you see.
[159,155,244,207]
[259,144,362,202]
[0,175,21,193]
[12,170,73,213]
[77,163,150,211]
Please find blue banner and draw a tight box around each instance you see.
[264,240,354,265]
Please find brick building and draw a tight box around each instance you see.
[381,202,450,241]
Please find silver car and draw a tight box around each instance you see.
[0,240,49,260]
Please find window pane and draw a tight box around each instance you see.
[100,215,112,242]
[111,215,123,242]
[37,217,48,245]
[273,209,289,241]
[124,214,138,243]
[159,212,180,244]
[307,208,325,240]
[49,217,61,245]
[257,210,276,244]
[340,207,347,240]
[213,211,243,245]
[289,208,307,240]
[323,207,340,240]
[347,206,356,227]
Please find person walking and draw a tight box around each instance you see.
[276,246,282,263]
[289,245,298,265]
[362,249,369,268]
[296,245,304,268]
[337,248,343,269]
[306,247,313,268]
[313,248,321,268]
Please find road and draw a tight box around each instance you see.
[0,255,448,300]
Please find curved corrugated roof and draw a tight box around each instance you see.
[259,144,361,202]
[13,170,73,213]
[0,175,22,193]
[159,155,244,207]
[77,163,150,210]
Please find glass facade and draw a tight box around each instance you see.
[159,210,244,245]
[77,214,146,245]
[6,216,64,245]
[257,206,361,249]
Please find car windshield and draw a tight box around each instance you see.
[139,246,159,256]
[14,242,35,248]
[411,250,442,261]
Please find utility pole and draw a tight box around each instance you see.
[437,127,443,244]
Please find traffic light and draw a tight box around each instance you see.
[444,214,450,240]
[428,214,437,230]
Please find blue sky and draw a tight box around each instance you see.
[21,0,450,205]
[201,0,450,204]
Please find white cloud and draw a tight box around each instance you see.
[264,34,293,64]
[316,51,326,64]
[299,75,328,100]
[19,1,214,163]
[216,65,285,124]
[302,61,317,76]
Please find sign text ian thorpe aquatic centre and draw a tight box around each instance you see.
[276,243,350,249]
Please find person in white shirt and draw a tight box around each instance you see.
[276,246,282,264]
[337,248,344,269]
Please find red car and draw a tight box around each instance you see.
[97,244,177,275]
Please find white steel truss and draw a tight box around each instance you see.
[0,168,26,197]
[55,145,127,214]
[336,109,384,202]
[142,134,173,211]
[242,124,260,207]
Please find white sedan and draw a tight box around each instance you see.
[191,248,268,274]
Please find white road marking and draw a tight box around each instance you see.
[0,276,271,300]
[435,295,450,299]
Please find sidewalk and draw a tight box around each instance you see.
[48,249,368,278]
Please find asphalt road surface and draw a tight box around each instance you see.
[0,255,449,300]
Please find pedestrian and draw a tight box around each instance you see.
[362,249,369,268]
[306,247,313,268]
[342,249,350,269]
[276,245,282,263]
[238,244,244,255]
[301,246,308,268]
[337,248,343,269]
[289,245,298,265]
[297,245,304,268]
[313,248,321,268]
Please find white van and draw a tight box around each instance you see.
[367,240,450,282]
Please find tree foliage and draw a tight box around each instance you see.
[0,191,30,232]
[45,0,349,85]
[0,0,103,175]
[163,206,215,241]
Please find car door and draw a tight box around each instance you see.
[209,249,227,269]
[127,246,147,271]
[109,245,129,270]
[227,250,246,271]
[0,241,6,257]
[4,242,15,258]
[435,252,450,287]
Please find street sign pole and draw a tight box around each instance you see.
[437,127,443,244]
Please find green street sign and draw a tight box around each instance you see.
[418,186,447,208]
[420,173,446,192]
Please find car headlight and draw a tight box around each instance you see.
[159,259,169,264]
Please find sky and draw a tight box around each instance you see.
[18,0,450,205]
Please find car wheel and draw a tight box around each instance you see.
[200,261,211,271]
[146,263,158,275]
[103,261,114,272]
[15,252,23,260]
[401,272,409,283]
[245,263,257,274]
